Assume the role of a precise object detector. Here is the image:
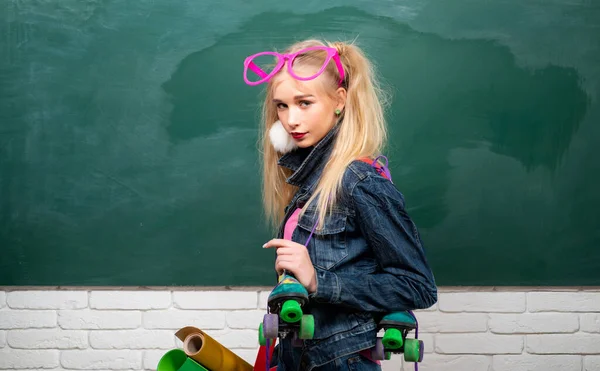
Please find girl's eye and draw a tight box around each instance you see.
[299,101,312,107]
[276,103,287,109]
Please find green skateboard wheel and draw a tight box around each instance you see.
[382,328,403,349]
[404,339,423,362]
[281,300,302,323]
[299,314,315,339]
[384,351,392,360]
[258,323,266,346]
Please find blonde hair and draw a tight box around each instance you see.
[260,39,389,230]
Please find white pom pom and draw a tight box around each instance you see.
[269,120,298,154]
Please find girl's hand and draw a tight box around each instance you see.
[263,239,317,293]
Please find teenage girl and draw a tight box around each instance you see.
[244,39,438,371]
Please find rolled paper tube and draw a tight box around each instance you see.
[175,326,253,371]
[156,349,209,371]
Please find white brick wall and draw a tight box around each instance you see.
[0,288,599,371]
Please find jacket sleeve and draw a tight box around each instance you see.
[309,174,438,312]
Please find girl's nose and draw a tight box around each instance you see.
[288,110,301,128]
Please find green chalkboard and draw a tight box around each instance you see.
[1,1,598,286]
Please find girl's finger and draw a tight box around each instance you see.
[275,256,293,266]
[274,261,286,275]
[275,261,295,275]
[275,247,296,255]
[263,239,290,249]
[275,256,296,268]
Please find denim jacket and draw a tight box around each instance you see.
[275,125,438,370]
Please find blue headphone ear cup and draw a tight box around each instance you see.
[269,120,298,153]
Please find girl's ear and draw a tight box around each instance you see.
[335,87,347,112]
[269,120,298,154]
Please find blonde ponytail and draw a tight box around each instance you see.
[304,40,389,229]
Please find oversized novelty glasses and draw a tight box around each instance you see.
[243,46,345,87]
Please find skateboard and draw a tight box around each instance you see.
[258,273,315,346]
[370,311,424,363]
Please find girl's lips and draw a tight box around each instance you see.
[292,133,307,139]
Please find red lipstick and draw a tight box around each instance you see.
[291,132,307,140]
